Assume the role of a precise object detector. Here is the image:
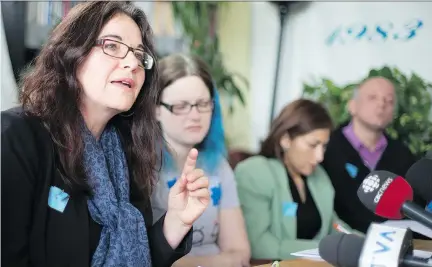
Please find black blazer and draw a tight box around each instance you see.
[1,107,192,267]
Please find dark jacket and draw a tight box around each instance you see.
[321,122,422,233]
[1,107,192,267]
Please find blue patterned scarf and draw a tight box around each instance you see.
[82,124,152,267]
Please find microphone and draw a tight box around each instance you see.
[357,170,432,229]
[318,232,364,267]
[319,229,432,267]
[405,157,432,208]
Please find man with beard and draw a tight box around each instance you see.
[321,77,421,233]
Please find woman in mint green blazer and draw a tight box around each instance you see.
[234,99,355,260]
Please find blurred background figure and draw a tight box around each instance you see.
[321,77,426,234]
[152,54,250,267]
[235,99,355,260]
[322,77,426,239]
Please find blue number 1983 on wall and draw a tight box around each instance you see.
[326,19,423,46]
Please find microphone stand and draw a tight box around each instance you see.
[402,201,432,230]
[268,2,290,124]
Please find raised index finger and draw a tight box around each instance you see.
[180,148,198,178]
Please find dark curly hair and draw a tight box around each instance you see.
[19,1,161,198]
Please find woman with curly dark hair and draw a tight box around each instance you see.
[1,2,210,267]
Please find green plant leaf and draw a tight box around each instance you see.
[379,66,394,80]
[171,2,248,115]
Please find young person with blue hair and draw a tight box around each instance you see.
[152,54,251,267]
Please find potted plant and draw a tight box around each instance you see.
[171,2,248,113]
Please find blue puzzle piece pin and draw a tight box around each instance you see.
[210,184,222,206]
[282,202,298,217]
[48,186,70,213]
[167,177,177,189]
[345,163,358,179]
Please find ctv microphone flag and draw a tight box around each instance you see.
[359,223,413,267]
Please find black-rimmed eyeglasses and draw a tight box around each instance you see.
[160,100,214,115]
[95,38,154,70]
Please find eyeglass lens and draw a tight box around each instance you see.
[171,100,214,114]
[101,39,153,69]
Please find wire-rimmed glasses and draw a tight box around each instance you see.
[95,38,154,70]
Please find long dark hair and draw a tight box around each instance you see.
[260,99,333,160]
[19,2,161,198]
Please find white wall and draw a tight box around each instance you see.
[249,2,432,151]
[0,6,19,111]
[249,2,280,151]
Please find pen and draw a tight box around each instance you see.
[333,223,351,234]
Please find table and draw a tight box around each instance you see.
[415,239,432,250]
[253,240,432,267]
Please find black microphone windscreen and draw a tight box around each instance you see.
[318,233,364,267]
[405,158,432,201]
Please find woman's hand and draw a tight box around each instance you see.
[168,148,210,225]
[163,148,210,248]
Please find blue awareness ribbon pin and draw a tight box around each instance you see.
[48,186,70,213]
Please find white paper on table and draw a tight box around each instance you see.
[415,250,432,259]
[380,219,432,239]
[291,248,323,261]
[290,248,432,261]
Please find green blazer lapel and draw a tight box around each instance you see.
[307,170,331,238]
[267,159,297,239]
